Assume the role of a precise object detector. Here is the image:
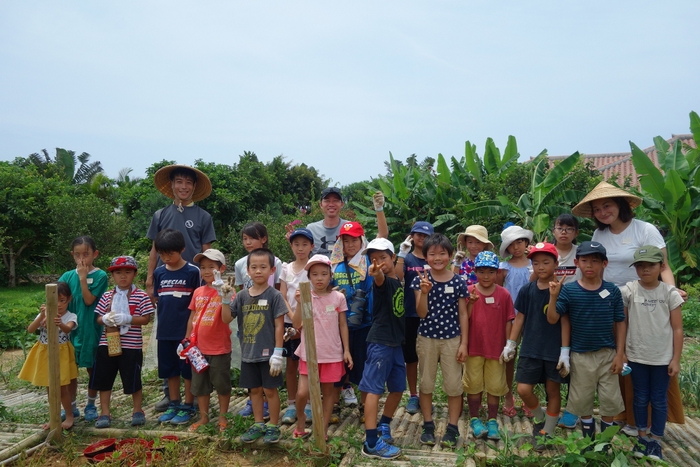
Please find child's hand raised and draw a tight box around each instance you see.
[294,289,301,303]
[468,289,480,304]
[453,247,466,265]
[76,258,89,281]
[418,269,432,294]
[373,191,385,211]
[548,274,564,297]
[368,258,382,277]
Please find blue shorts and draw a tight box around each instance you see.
[157,340,192,380]
[358,343,407,395]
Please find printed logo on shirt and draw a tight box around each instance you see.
[393,288,405,318]
[242,306,266,344]
[555,266,577,276]
[185,220,194,228]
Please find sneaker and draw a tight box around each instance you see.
[342,386,358,406]
[441,425,459,448]
[304,403,313,423]
[486,419,500,440]
[362,438,401,459]
[470,418,487,439]
[420,424,435,445]
[646,439,663,460]
[263,402,270,421]
[241,423,266,443]
[405,396,420,415]
[238,400,254,417]
[84,404,98,422]
[621,424,639,437]
[281,405,297,424]
[634,436,650,458]
[263,424,281,444]
[170,404,196,425]
[378,423,394,444]
[94,415,111,429]
[131,411,146,426]
[532,419,545,438]
[154,395,171,412]
[159,402,180,423]
[330,404,341,425]
[533,430,552,452]
[558,411,579,429]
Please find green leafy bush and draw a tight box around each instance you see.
[0,285,44,349]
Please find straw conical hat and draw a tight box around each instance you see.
[572,181,642,218]
[154,165,212,202]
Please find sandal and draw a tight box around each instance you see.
[293,428,311,439]
[502,405,517,418]
[521,405,534,418]
[188,421,206,433]
[218,421,228,432]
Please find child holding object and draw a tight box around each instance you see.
[464,251,515,441]
[452,224,494,286]
[621,246,684,461]
[90,256,154,428]
[411,233,469,448]
[501,243,570,451]
[292,254,351,439]
[185,249,236,433]
[19,282,79,430]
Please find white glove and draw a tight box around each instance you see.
[500,339,517,363]
[283,327,297,342]
[269,347,284,376]
[212,270,225,289]
[102,312,116,327]
[177,341,186,359]
[112,313,133,326]
[398,236,413,258]
[557,347,571,377]
[373,191,385,211]
[453,250,466,265]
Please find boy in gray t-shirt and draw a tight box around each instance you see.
[230,248,287,444]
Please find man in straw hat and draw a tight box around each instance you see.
[146,164,216,411]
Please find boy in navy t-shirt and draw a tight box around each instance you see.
[152,228,201,425]
[547,241,626,441]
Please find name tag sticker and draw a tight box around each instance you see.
[258,299,268,306]
[444,286,454,294]
[173,291,183,298]
[634,296,645,303]
[622,238,632,245]
[485,297,495,304]
[326,305,336,312]
[262,348,269,357]
[86,278,94,285]
[599,289,610,299]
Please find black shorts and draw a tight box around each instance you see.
[346,326,370,386]
[89,346,143,394]
[401,317,420,364]
[240,361,283,389]
[157,339,192,380]
[515,356,569,385]
[283,323,300,361]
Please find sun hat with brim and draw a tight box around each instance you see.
[499,226,534,258]
[457,225,494,250]
[571,181,642,218]
[305,254,332,271]
[630,245,664,266]
[154,165,212,202]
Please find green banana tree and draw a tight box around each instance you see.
[630,110,700,284]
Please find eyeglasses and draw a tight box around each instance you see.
[554,227,576,234]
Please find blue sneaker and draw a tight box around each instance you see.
[159,401,180,423]
[470,418,487,439]
[238,400,254,417]
[281,405,297,424]
[486,419,500,440]
[405,396,420,415]
[84,404,98,422]
[263,402,270,421]
[378,423,394,444]
[362,438,401,459]
[558,411,579,429]
[170,404,196,425]
[304,403,312,423]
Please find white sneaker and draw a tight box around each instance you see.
[342,386,358,406]
[621,425,639,437]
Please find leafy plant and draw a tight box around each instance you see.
[680,362,700,409]
[630,110,700,285]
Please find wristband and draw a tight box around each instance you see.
[273,347,284,357]
[375,206,383,212]
[560,346,570,357]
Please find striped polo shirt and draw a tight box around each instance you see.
[95,287,154,349]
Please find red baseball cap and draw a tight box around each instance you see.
[527,242,558,260]
[339,221,364,238]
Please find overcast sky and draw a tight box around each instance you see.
[1,1,699,186]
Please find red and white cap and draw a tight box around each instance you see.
[338,221,365,238]
[527,242,558,260]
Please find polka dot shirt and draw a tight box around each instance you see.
[410,273,469,339]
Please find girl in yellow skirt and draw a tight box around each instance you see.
[18,282,79,430]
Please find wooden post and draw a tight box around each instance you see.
[298,282,327,453]
[45,284,62,442]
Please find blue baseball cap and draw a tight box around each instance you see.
[410,221,434,235]
[474,251,500,269]
[289,228,314,244]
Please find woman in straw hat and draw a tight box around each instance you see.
[572,181,685,433]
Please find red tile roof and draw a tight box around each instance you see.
[543,134,696,186]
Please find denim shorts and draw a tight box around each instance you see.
[358,343,407,395]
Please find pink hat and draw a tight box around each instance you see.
[305,254,332,271]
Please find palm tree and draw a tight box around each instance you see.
[27,148,103,184]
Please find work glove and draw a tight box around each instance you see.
[453,250,466,265]
[500,339,517,363]
[213,270,235,304]
[269,347,285,376]
[112,313,132,326]
[283,327,297,342]
[557,347,571,377]
[373,191,385,211]
[102,312,117,327]
[398,236,412,258]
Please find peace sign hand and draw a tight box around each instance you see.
[549,273,564,297]
[368,258,381,277]
[468,289,480,304]
[418,269,433,294]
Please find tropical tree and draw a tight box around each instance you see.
[630,110,700,284]
[23,148,104,185]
